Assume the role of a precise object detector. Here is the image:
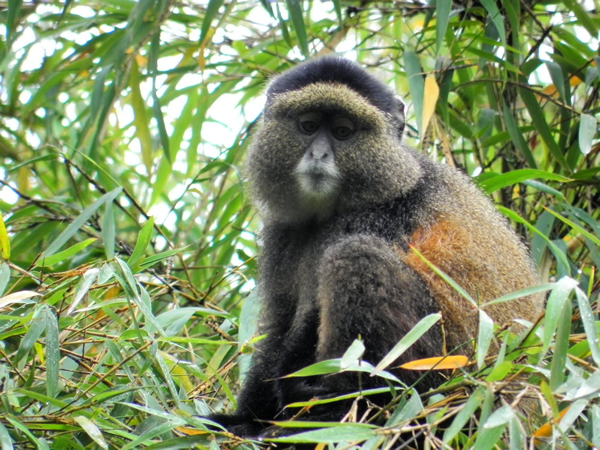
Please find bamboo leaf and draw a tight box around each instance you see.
[502,103,537,168]
[435,0,452,55]
[129,63,154,175]
[127,217,155,269]
[575,287,600,367]
[340,339,365,369]
[16,308,46,363]
[0,263,9,297]
[409,246,477,306]
[102,201,115,260]
[269,424,377,444]
[542,206,600,246]
[200,0,224,46]
[0,214,10,260]
[35,238,97,267]
[42,305,59,399]
[544,277,577,358]
[373,313,441,374]
[443,386,486,443]
[480,0,506,46]
[285,0,309,58]
[518,86,569,169]
[477,310,494,370]
[579,113,597,155]
[477,169,571,194]
[42,188,122,258]
[73,416,108,450]
[67,268,100,315]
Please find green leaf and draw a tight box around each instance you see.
[102,201,115,260]
[373,313,441,374]
[543,206,600,246]
[0,214,10,260]
[35,238,97,267]
[112,258,166,337]
[484,405,516,429]
[0,422,14,449]
[138,245,190,270]
[129,63,154,175]
[435,0,451,55]
[386,391,423,425]
[443,388,485,444]
[480,0,506,46]
[502,103,537,168]
[477,310,494,370]
[127,217,155,269]
[477,169,571,194]
[268,424,377,444]
[579,113,597,155]
[483,282,555,308]
[7,0,23,43]
[42,305,60,399]
[575,287,600,367]
[518,86,569,169]
[544,277,577,358]
[16,308,47,363]
[0,263,10,297]
[73,416,109,450]
[340,339,365,369]
[42,187,122,258]
[200,0,224,46]
[67,267,100,315]
[499,207,570,273]
[332,0,343,27]
[238,290,260,382]
[285,0,309,58]
[409,246,477,306]
[284,358,343,377]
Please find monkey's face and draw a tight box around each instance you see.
[245,82,421,223]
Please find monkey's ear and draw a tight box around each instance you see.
[393,96,406,138]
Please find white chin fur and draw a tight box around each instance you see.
[294,161,341,199]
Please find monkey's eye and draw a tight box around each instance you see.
[298,113,321,135]
[331,117,355,140]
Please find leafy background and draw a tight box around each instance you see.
[0,0,598,448]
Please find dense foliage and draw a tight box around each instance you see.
[0,0,598,448]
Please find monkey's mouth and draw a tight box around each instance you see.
[294,163,341,198]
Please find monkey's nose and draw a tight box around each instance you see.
[309,136,332,161]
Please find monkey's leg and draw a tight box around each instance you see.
[317,235,443,391]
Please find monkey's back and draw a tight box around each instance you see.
[399,158,544,350]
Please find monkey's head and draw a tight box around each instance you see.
[245,57,423,224]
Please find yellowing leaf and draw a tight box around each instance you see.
[399,355,470,371]
[159,350,195,392]
[533,407,570,439]
[0,214,10,259]
[421,74,439,137]
[174,426,211,436]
